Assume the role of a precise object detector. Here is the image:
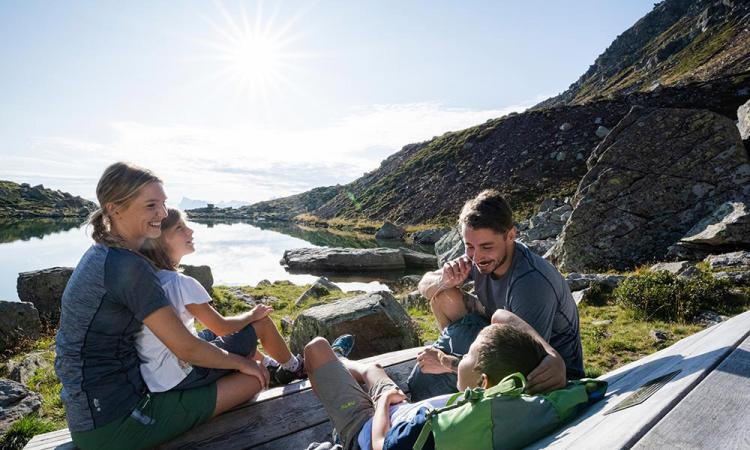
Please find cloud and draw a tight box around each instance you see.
[1,98,543,203]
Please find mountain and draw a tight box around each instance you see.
[242,0,750,226]
[236,186,340,221]
[535,0,750,108]
[0,181,97,219]
[178,197,251,210]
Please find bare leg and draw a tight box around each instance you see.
[430,287,469,330]
[212,373,263,417]
[252,316,293,363]
[304,337,393,393]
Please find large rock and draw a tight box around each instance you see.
[435,227,464,267]
[375,221,406,240]
[0,301,41,353]
[704,251,750,269]
[739,98,750,141]
[398,248,438,269]
[410,228,450,245]
[16,266,73,324]
[7,352,50,385]
[0,378,42,433]
[679,201,750,248]
[289,292,419,359]
[295,277,342,306]
[282,248,411,272]
[550,107,750,272]
[649,261,693,276]
[519,201,572,242]
[565,273,625,292]
[384,275,422,294]
[181,264,214,293]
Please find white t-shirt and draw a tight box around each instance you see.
[357,393,452,450]
[135,270,212,392]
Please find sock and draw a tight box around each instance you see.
[280,355,300,373]
[262,355,279,368]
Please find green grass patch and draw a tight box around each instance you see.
[0,415,58,450]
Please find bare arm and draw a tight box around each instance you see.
[143,306,269,388]
[185,303,272,337]
[372,389,406,450]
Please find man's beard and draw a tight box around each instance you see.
[474,251,507,274]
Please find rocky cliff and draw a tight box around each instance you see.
[0,181,96,219]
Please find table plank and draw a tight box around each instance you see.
[525,310,750,449]
[632,334,750,450]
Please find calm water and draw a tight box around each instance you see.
[0,218,430,301]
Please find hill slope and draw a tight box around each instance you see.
[0,180,97,219]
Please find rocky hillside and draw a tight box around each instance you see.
[0,181,96,219]
[242,0,750,226]
[536,0,750,108]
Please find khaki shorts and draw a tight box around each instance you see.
[310,359,398,450]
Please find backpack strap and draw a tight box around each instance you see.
[484,372,526,398]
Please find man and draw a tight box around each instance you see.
[407,189,584,401]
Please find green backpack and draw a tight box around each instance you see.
[413,373,608,450]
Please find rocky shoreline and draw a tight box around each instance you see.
[0,181,96,219]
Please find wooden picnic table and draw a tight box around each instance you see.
[24,310,750,450]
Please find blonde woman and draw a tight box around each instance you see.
[55,162,269,450]
[137,208,304,392]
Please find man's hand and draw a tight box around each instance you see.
[417,347,455,374]
[245,304,273,323]
[237,358,270,390]
[439,255,472,290]
[526,352,566,394]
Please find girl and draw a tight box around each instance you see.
[55,162,268,450]
[138,208,304,392]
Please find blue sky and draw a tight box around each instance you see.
[0,0,655,204]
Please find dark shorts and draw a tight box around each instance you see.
[70,383,216,450]
[173,323,258,390]
[310,359,398,450]
[407,313,490,401]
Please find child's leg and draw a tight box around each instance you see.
[304,337,375,449]
[251,316,294,364]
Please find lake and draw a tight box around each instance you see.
[0,218,431,301]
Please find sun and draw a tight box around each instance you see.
[197,1,313,105]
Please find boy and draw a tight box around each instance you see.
[305,323,547,450]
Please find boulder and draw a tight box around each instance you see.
[524,239,557,257]
[295,277,342,306]
[704,251,750,269]
[595,125,610,138]
[564,273,625,292]
[519,202,571,242]
[289,292,419,359]
[0,301,41,353]
[384,275,422,294]
[0,378,42,433]
[399,248,438,269]
[281,248,405,272]
[401,290,429,310]
[7,352,50,385]
[410,228,450,245]
[650,261,693,275]
[550,107,750,272]
[739,98,750,141]
[181,264,214,293]
[679,201,750,248]
[375,221,406,240]
[713,270,750,285]
[16,266,73,324]
[435,227,464,267]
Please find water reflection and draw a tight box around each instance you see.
[0,218,84,244]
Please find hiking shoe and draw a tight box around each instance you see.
[269,355,306,386]
[331,334,355,358]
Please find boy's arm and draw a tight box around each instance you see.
[186,303,272,336]
[372,388,406,450]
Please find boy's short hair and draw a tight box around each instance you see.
[474,323,547,385]
[458,189,514,234]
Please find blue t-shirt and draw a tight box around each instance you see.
[54,244,169,432]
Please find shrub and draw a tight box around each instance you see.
[614,271,731,322]
[0,416,56,450]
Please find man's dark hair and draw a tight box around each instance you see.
[458,189,514,234]
[474,323,547,385]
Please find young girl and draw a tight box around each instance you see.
[137,208,304,393]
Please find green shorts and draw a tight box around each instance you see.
[70,383,217,450]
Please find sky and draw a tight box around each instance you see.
[0,0,656,205]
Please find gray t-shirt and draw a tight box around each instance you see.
[470,241,584,378]
[54,244,169,431]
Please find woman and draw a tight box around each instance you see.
[137,208,304,392]
[55,162,268,450]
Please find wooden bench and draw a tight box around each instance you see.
[25,309,750,449]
